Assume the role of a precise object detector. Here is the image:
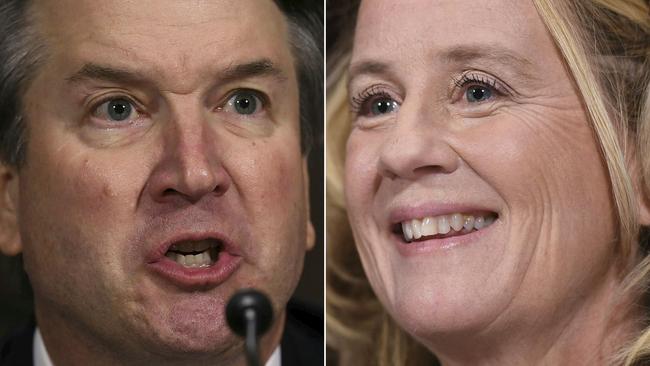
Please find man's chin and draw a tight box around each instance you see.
[143,318,242,358]
[132,297,240,357]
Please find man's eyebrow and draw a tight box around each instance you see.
[219,59,289,84]
[66,64,148,85]
[66,59,289,86]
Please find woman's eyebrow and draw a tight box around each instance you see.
[348,45,539,86]
[347,60,397,88]
[440,45,538,81]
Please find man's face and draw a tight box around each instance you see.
[8,0,312,362]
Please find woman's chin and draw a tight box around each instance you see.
[384,285,510,343]
[362,225,520,341]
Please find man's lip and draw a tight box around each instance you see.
[146,232,243,289]
[147,232,241,263]
[388,203,499,225]
[147,253,243,290]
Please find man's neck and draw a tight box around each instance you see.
[35,303,286,366]
[34,328,283,366]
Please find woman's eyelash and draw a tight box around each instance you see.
[453,73,506,94]
[349,85,393,114]
[349,73,508,116]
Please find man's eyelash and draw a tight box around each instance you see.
[349,85,393,114]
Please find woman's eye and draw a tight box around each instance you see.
[465,85,493,103]
[223,91,264,115]
[93,98,137,123]
[352,94,400,118]
[370,98,399,115]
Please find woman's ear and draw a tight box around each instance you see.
[0,163,21,256]
[639,192,650,226]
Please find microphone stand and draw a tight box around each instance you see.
[226,289,273,366]
[244,307,260,366]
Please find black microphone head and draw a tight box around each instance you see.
[226,288,273,338]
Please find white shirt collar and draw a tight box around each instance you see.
[33,328,53,366]
[34,327,281,366]
[265,346,282,366]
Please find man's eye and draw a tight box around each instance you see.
[465,85,493,103]
[93,98,137,122]
[223,91,265,115]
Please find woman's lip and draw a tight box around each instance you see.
[392,218,497,256]
[388,203,498,224]
[147,252,243,289]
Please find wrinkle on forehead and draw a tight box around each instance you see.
[33,0,281,29]
[354,0,547,63]
[30,0,291,94]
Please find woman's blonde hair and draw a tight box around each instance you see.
[326,0,650,365]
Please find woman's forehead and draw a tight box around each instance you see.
[352,0,548,65]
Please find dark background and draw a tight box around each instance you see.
[0,0,323,338]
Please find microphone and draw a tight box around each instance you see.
[226,288,273,366]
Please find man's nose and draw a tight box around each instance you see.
[147,112,230,204]
[378,101,460,180]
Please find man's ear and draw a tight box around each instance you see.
[0,163,21,256]
[302,158,315,251]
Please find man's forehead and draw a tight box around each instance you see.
[33,0,285,32]
[31,0,294,87]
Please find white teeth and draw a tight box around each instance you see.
[399,213,497,243]
[402,222,413,241]
[463,216,475,230]
[421,217,437,236]
[178,254,187,266]
[450,213,463,231]
[165,241,219,268]
[411,219,422,239]
[475,216,485,230]
[438,216,450,234]
[185,254,196,266]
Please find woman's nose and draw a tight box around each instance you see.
[378,105,460,180]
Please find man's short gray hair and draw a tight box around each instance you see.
[286,11,323,154]
[0,0,46,167]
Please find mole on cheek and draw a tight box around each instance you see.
[102,183,116,198]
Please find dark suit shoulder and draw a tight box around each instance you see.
[281,300,323,366]
[0,324,34,366]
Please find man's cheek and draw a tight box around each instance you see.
[56,154,142,217]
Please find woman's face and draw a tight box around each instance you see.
[345,0,618,346]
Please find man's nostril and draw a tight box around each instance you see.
[162,188,178,196]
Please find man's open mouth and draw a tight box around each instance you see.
[147,234,242,288]
[395,212,498,243]
[164,239,222,268]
